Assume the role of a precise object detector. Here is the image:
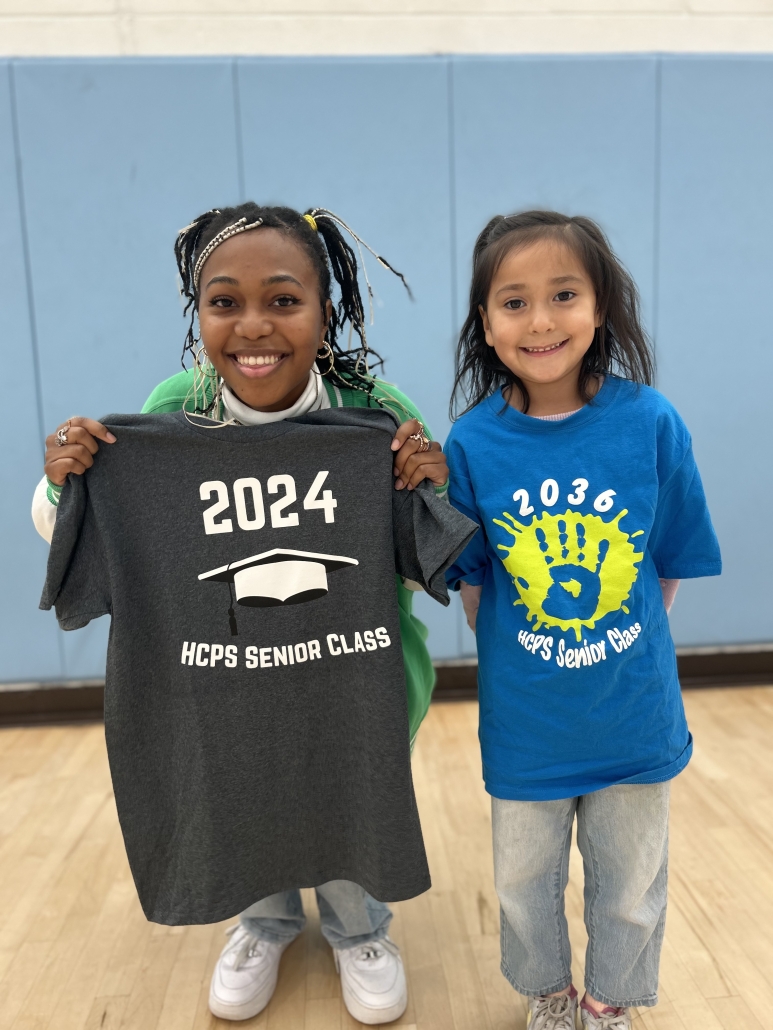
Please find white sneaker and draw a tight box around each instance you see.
[527,991,578,1030]
[208,924,289,1021]
[580,1000,632,1029]
[334,936,408,1025]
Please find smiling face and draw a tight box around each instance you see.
[197,227,333,412]
[480,237,601,409]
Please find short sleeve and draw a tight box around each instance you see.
[443,435,489,591]
[648,443,722,580]
[392,479,478,605]
[39,473,112,630]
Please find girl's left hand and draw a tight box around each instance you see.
[390,418,449,491]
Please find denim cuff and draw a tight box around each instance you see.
[583,978,658,1009]
[500,960,572,999]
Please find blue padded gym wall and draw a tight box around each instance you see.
[2,54,770,680]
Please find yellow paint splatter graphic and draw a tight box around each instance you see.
[493,508,644,641]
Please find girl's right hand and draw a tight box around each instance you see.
[44,417,116,486]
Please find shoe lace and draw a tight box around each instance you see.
[589,1010,628,1029]
[224,923,266,971]
[353,936,400,963]
[532,993,574,1028]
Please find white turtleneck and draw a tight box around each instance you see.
[222,369,329,425]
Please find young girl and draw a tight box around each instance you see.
[444,210,721,1030]
[32,203,449,1025]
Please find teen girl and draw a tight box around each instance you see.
[32,203,449,1025]
[444,211,721,1030]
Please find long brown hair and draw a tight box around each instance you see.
[451,210,654,417]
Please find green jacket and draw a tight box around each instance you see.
[142,369,439,743]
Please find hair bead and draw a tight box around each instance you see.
[192,216,264,290]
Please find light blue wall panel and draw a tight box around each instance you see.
[0,63,63,681]
[12,57,242,678]
[657,57,773,646]
[451,56,659,332]
[236,56,464,658]
[14,59,241,425]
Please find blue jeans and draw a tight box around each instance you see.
[492,782,670,1008]
[240,880,393,950]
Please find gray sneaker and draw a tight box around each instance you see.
[579,1000,632,1029]
[527,991,578,1030]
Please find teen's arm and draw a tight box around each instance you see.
[33,417,116,543]
[369,381,448,493]
[34,372,188,544]
[32,476,59,543]
[44,417,116,485]
[390,418,447,491]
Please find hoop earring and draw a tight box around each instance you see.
[316,339,335,376]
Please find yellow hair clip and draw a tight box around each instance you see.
[303,213,318,232]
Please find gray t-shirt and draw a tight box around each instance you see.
[41,408,477,925]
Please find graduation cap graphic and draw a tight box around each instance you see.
[198,548,359,636]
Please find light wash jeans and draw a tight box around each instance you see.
[493,782,670,1009]
[240,880,392,950]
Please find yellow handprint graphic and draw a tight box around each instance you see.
[494,508,644,641]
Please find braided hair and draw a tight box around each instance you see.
[174,202,411,413]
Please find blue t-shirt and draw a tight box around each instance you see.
[445,376,721,801]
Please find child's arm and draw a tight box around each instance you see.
[460,582,482,632]
[660,578,680,613]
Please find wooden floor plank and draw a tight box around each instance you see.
[709,996,766,1030]
[0,688,771,1029]
[0,941,53,1030]
[155,925,219,1030]
[10,834,131,1030]
[428,889,492,1030]
[469,933,526,1030]
[398,892,455,1030]
[82,996,129,1030]
[656,940,725,1030]
[305,997,342,1029]
[118,929,185,1030]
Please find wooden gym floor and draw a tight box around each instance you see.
[0,687,771,1030]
